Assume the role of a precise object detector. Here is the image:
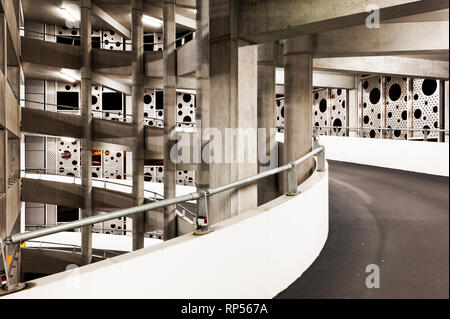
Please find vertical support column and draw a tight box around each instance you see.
[0,13,6,77]
[345,88,350,136]
[257,42,278,205]
[0,129,7,240]
[80,0,93,265]
[132,0,145,250]
[195,0,210,190]
[283,36,313,189]
[348,77,359,137]
[407,78,414,139]
[163,0,177,240]
[445,81,449,143]
[380,76,386,138]
[209,0,257,224]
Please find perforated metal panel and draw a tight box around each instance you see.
[412,78,440,139]
[176,92,196,128]
[103,149,124,180]
[101,30,124,51]
[313,90,329,135]
[92,85,102,119]
[46,137,58,175]
[385,76,409,140]
[177,170,195,186]
[144,89,160,127]
[330,89,347,136]
[154,33,163,51]
[275,97,285,133]
[57,139,81,177]
[362,77,383,138]
[46,205,57,226]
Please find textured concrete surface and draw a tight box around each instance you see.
[278,160,449,299]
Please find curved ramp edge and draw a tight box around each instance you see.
[5,166,329,299]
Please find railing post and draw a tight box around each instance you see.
[389,128,393,139]
[424,129,429,142]
[194,190,213,235]
[287,163,299,196]
[313,136,326,173]
[0,237,11,291]
[317,146,326,172]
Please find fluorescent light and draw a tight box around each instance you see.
[60,6,77,23]
[142,15,163,27]
[61,69,78,83]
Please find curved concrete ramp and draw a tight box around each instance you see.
[3,165,329,298]
[278,161,449,299]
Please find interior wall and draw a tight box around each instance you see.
[320,135,449,176]
[5,167,329,298]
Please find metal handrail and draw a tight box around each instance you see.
[22,99,194,127]
[313,126,449,133]
[21,99,166,125]
[6,144,325,244]
[21,169,197,223]
[24,240,122,258]
[20,28,195,48]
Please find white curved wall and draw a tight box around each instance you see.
[320,136,449,177]
[6,167,328,299]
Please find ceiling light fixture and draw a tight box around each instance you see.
[142,15,163,27]
[60,5,79,23]
[61,69,78,83]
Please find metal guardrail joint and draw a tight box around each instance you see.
[194,190,213,235]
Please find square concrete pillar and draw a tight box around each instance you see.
[209,0,258,225]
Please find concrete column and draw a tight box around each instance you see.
[209,0,258,224]
[163,0,177,240]
[195,0,210,189]
[0,129,7,240]
[131,0,145,250]
[0,13,6,76]
[348,77,359,137]
[283,36,314,188]
[407,78,414,139]
[80,0,93,265]
[257,42,279,205]
[444,81,449,143]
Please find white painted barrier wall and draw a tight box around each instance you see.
[320,136,449,177]
[5,167,329,299]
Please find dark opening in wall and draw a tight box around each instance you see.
[92,150,101,166]
[56,35,80,46]
[144,34,155,51]
[57,206,79,223]
[155,90,164,109]
[102,92,123,110]
[92,36,101,49]
[57,92,79,110]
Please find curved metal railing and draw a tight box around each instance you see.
[24,240,124,259]
[1,143,326,292]
[313,125,449,141]
[20,28,195,50]
[21,99,166,126]
[21,168,197,225]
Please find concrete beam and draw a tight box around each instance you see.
[238,0,450,43]
[276,68,357,90]
[92,72,132,95]
[314,56,449,80]
[21,177,160,211]
[312,21,449,58]
[21,37,81,70]
[144,1,196,29]
[92,3,131,39]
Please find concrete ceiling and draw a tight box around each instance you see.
[22,0,193,33]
